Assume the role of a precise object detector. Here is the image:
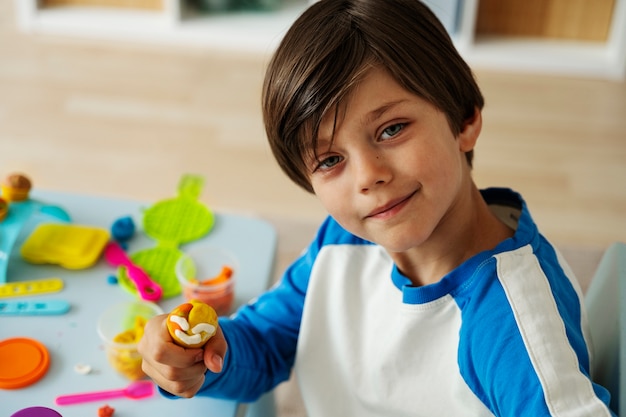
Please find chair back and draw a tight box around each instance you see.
[585,242,625,416]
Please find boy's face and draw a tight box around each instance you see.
[308,67,480,253]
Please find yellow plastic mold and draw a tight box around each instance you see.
[21,223,110,269]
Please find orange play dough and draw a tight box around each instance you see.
[166,300,218,348]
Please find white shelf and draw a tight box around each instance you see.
[15,0,309,55]
[170,3,308,53]
[457,36,624,79]
[14,0,626,79]
[455,0,626,80]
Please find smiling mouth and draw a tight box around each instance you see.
[366,190,418,218]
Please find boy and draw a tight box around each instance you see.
[138,1,616,415]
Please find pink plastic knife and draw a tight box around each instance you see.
[104,242,163,301]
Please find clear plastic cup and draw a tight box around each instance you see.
[175,246,237,316]
[97,301,163,380]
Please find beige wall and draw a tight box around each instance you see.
[1,1,624,250]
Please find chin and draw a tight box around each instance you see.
[377,227,433,253]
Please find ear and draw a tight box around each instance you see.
[458,107,482,152]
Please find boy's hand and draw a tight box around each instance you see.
[138,313,228,398]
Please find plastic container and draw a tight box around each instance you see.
[10,407,62,417]
[0,337,50,389]
[97,301,163,380]
[175,246,237,316]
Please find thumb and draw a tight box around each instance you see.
[203,325,228,373]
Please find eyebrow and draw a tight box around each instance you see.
[313,99,409,154]
[365,99,408,123]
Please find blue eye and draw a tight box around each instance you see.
[317,155,343,170]
[381,123,404,140]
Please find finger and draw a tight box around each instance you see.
[142,359,206,398]
[203,325,228,373]
[138,313,209,397]
[140,314,205,368]
[143,348,207,380]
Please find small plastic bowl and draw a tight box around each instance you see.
[97,301,163,380]
[175,246,237,316]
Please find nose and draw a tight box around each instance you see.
[354,150,391,193]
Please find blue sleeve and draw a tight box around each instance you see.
[457,246,616,416]
[193,216,338,401]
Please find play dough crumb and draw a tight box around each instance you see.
[98,404,115,417]
[73,363,92,375]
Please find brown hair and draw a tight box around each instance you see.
[262,0,484,193]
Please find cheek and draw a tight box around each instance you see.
[411,136,463,181]
[315,186,346,216]
[313,183,358,224]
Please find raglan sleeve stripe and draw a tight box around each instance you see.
[494,245,613,416]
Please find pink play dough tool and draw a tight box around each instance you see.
[104,241,163,301]
[55,380,154,405]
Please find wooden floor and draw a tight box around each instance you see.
[1,2,624,251]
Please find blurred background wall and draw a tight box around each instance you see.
[1,0,625,250]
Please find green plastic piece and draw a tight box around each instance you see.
[118,246,184,299]
[117,174,214,299]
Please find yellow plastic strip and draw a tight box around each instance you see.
[0,278,64,298]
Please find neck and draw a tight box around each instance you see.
[391,185,514,287]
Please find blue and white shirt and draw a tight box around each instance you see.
[199,188,615,416]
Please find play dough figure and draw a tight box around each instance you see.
[0,198,7,222]
[167,300,218,348]
[1,173,32,202]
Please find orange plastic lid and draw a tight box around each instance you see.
[0,337,50,389]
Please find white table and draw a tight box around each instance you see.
[0,190,277,417]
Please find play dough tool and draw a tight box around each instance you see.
[117,174,215,299]
[0,199,70,283]
[55,380,154,405]
[0,278,64,298]
[0,300,70,315]
[104,242,162,301]
[142,174,214,245]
